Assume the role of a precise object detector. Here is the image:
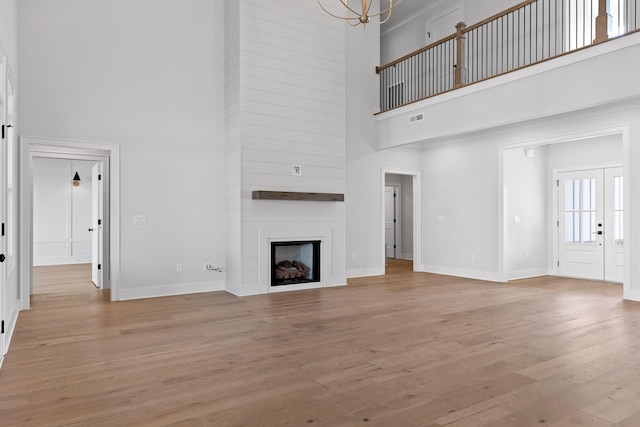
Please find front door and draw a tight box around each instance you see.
[558,167,623,282]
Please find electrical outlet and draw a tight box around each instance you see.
[204,263,214,271]
[176,263,183,273]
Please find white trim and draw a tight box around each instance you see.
[382,168,422,274]
[1,302,19,355]
[20,136,121,307]
[507,268,548,281]
[118,280,225,301]
[346,267,385,279]
[421,264,502,283]
[33,257,92,266]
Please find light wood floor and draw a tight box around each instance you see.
[1,261,640,426]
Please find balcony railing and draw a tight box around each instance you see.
[377,0,640,112]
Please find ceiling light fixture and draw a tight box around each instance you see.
[317,0,402,28]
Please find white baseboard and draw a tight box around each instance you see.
[118,279,225,301]
[2,302,20,355]
[421,264,503,283]
[346,267,385,279]
[624,288,640,302]
[507,268,548,281]
[226,276,347,297]
[326,276,347,287]
[34,257,91,266]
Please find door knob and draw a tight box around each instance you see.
[89,228,94,232]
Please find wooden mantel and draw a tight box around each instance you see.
[252,191,344,202]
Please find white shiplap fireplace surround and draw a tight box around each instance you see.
[224,0,347,296]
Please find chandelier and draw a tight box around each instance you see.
[317,0,402,28]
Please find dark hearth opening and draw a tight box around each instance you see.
[271,240,321,286]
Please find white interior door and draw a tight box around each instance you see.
[604,167,624,283]
[385,186,396,259]
[558,169,604,280]
[0,100,5,358]
[91,163,103,287]
[426,7,461,43]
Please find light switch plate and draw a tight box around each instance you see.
[133,215,147,225]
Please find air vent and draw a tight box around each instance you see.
[410,113,424,123]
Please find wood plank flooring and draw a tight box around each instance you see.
[1,261,640,426]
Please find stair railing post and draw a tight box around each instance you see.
[454,22,467,89]
[594,0,612,44]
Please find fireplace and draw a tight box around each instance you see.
[271,240,321,286]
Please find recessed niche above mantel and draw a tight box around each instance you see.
[252,191,344,202]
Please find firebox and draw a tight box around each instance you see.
[271,240,321,286]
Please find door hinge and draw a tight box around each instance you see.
[1,223,4,236]
[393,219,397,223]
[557,220,560,227]
[98,174,102,181]
[98,264,102,270]
[394,245,397,249]
[556,180,560,187]
[1,125,4,139]
[98,219,102,225]
[1,320,4,334]
[557,260,560,267]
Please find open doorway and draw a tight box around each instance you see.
[501,131,626,295]
[32,158,104,296]
[20,136,120,309]
[382,170,421,273]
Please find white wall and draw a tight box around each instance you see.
[422,137,501,280]
[0,0,18,76]
[504,145,548,280]
[19,0,226,299]
[33,158,96,265]
[345,4,423,278]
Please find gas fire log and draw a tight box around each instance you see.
[275,260,309,280]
